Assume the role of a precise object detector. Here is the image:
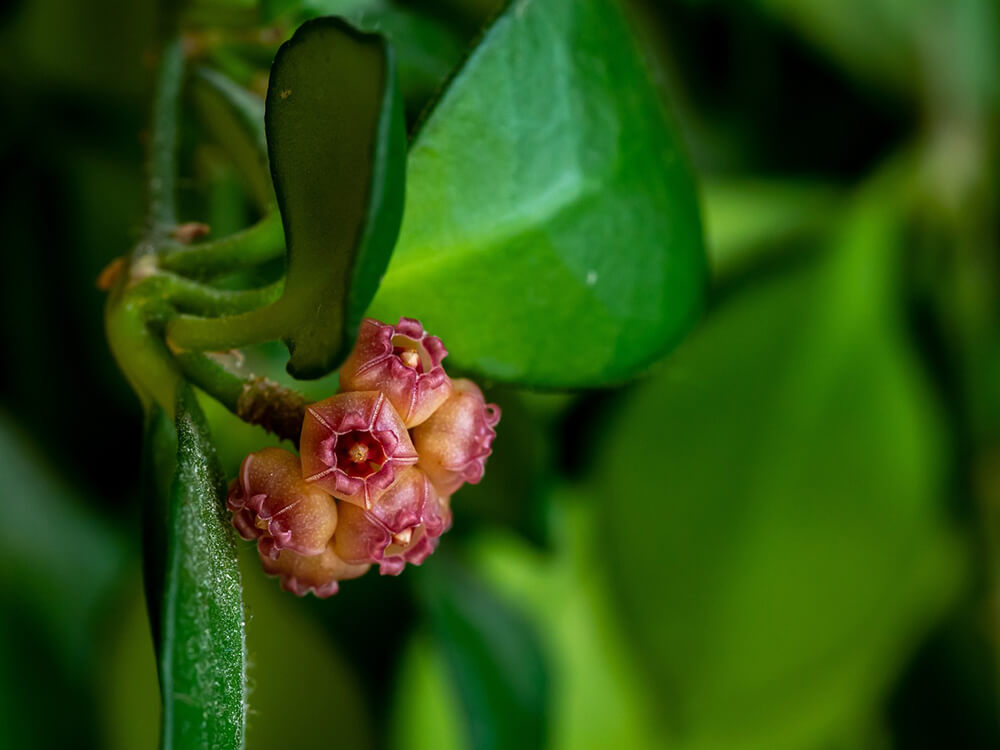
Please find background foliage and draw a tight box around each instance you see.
[1,0,998,748]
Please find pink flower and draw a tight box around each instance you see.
[259,543,370,598]
[300,391,418,509]
[411,379,500,495]
[227,447,338,560]
[338,317,453,427]
[333,466,452,576]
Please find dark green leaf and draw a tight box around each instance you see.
[368,0,706,387]
[157,385,246,749]
[592,179,964,747]
[269,17,406,378]
[168,17,407,379]
[417,555,550,750]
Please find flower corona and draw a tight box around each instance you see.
[227,317,499,596]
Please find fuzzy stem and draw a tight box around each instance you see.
[159,212,285,277]
[174,351,307,443]
[147,37,186,235]
[141,271,283,316]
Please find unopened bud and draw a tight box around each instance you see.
[411,379,500,495]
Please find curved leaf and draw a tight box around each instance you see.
[592,180,964,748]
[154,385,247,749]
[169,17,407,380]
[368,0,706,387]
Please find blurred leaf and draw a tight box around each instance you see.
[0,413,129,750]
[472,496,663,750]
[170,18,407,379]
[101,580,161,750]
[702,177,841,278]
[416,555,550,750]
[390,632,468,750]
[746,0,1000,110]
[592,175,966,748]
[191,67,272,210]
[452,387,563,544]
[238,544,374,750]
[393,496,662,750]
[298,0,467,114]
[369,0,706,387]
[157,385,246,750]
[747,0,920,94]
[0,412,127,671]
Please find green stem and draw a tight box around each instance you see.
[147,37,186,235]
[173,351,245,411]
[144,271,283,316]
[166,302,286,353]
[105,291,183,417]
[174,351,307,443]
[159,212,285,276]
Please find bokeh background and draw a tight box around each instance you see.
[1,0,998,748]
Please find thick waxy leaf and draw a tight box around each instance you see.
[156,385,246,749]
[170,17,406,379]
[416,557,549,750]
[368,0,706,387]
[592,183,964,748]
[259,16,406,377]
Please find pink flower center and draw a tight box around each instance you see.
[335,431,387,478]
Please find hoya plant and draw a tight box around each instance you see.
[102,1,703,746]
[6,0,994,748]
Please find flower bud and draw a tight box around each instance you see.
[227,447,338,559]
[333,467,452,576]
[411,379,500,495]
[259,542,370,598]
[338,317,453,427]
[300,391,418,509]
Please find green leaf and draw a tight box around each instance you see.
[168,17,407,379]
[702,177,841,278]
[392,496,661,750]
[155,385,247,749]
[591,177,965,748]
[368,0,706,387]
[416,556,550,750]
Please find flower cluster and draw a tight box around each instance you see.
[227,317,500,596]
